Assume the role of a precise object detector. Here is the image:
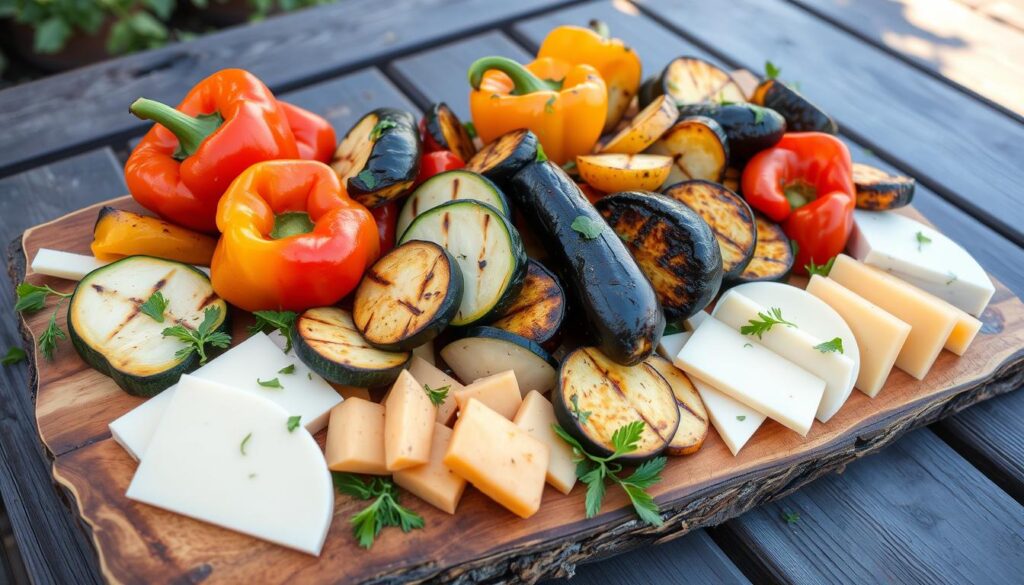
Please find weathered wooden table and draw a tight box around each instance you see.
[1,0,1023,583]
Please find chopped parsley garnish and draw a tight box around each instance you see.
[140,291,168,323]
[249,310,298,353]
[736,415,747,422]
[740,307,796,339]
[15,282,73,360]
[278,364,296,375]
[334,474,424,548]
[161,306,231,364]
[368,119,397,140]
[423,383,450,407]
[2,346,26,366]
[257,377,283,389]
[571,215,604,240]
[240,432,252,455]
[915,230,932,252]
[570,394,592,426]
[765,60,781,80]
[804,256,835,277]
[287,415,302,433]
[782,510,800,525]
[813,337,844,354]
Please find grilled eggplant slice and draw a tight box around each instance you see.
[293,307,410,387]
[576,154,672,192]
[68,256,229,397]
[554,347,679,463]
[677,103,785,163]
[853,163,916,210]
[646,356,709,456]
[422,102,477,163]
[646,116,729,185]
[752,79,837,134]
[465,129,539,187]
[332,108,422,208]
[489,259,565,348]
[663,180,757,280]
[440,326,558,392]
[353,241,463,351]
[596,192,722,322]
[396,170,509,238]
[510,162,664,366]
[399,200,526,326]
[735,215,794,284]
[598,95,679,155]
[657,57,746,106]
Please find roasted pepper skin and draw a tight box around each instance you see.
[537,22,641,132]
[211,160,380,312]
[91,207,218,265]
[280,101,337,164]
[468,56,606,165]
[741,133,855,274]
[371,202,398,256]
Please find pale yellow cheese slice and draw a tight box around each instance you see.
[513,391,577,495]
[946,308,982,356]
[454,370,523,420]
[384,369,435,471]
[408,356,463,425]
[393,424,467,514]
[324,398,388,475]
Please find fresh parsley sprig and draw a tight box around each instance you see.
[334,473,425,548]
[569,394,591,426]
[249,310,298,353]
[423,383,450,407]
[915,230,932,252]
[15,282,73,360]
[804,256,835,277]
[571,215,604,240]
[552,421,666,526]
[140,291,168,323]
[765,60,781,80]
[162,306,231,364]
[740,307,796,339]
[813,337,844,354]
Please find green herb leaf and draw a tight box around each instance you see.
[333,472,374,499]
[743,343,753,349]
[162,306,231,364]
[15,282,70,313]
[258,377,283,389]
[287,415,301,432]
[278,364,296,375]
[620,482,663,526]
[544,96,556,114]
[740,307,797,339]
[357,169,378,190]
[582,466,606,518]
[782,510,800,525]
[240,432,252,455]
[570,394,592,426]
[736,415,747,421]
[804,256,835,277]
[39,310,67,360]
[423,383,450,407]
[2,346,26,366]
[748,104,765,124]
[624,457,665,490]
[610,420,646,457]
[249,310,298,353]
[813,337,844,354]
[140,291,168,323]
[916,230,932,252]
[536,143,549,162]
[332,474,425,548]
[765,60,781,80]
[369,119,398,141]
[463,121,478,139]
[571,215,604,240]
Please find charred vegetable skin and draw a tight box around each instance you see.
[651,57,745,107]
[91,207,218,266]
[852,163,915,210]
[509,161,664,366]
[735,215,794,283]
[663,180,757,281]
[751,80,837,134]
[677,103,785,163]
[422,102,477,163]
[489,259,566,348]
[293,307,410,387]
[465,129,540,188]
[332,108,422,208]
[596,192,722,322]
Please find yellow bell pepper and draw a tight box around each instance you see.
[467,56,606,165]
[537,21,642,132]
[91,207,218,266]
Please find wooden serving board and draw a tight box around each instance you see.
[12,196,1024,584]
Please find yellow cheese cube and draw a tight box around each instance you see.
[393,424,467,514]
[946,308,982,356]
[829,255,957,380]
[408,356,462,425]
[324,398,388,475]
[384,370,435,471]
[806,275,911,397]
[454,370,523,420]
[513,391,577,495]
[444,399,549,518]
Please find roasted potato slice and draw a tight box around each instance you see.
[853,163,916,210]
[735,214,794,283]
[752,79,837,134]
[577,153,672,192]
[663,180,757,280]
[646,356,709,456]
[647,116,729,186]
[660,57,746,105]
[332,108,422,208]
[598,95,679,155]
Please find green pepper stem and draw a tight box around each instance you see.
[467,56,560,95]
[129,97,222,158]
[589,19,610,39]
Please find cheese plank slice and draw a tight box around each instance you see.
[689,375,765,456]
[125,375,333,556]
[324,398,388,475]
[31,248,210,280]
[444,398,549,518]
[384,370,436,471]
[393,424,467,514]
[674,317,825,436]
[110,333,342,460]
[453,370,523,420]
[407,356,463,425]
[829,254,958,380]
[513,391,577,494]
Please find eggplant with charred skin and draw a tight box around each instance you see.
[734,214,794,284]
[852,163,915,210]
[677,103,785,163]
[489,259,566,349]
[422,102,478,163]
[751,79,837,134]
[465,129,540,188]
[331,108,422,208]
[662,180,757,281]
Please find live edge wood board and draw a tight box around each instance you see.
[11,196,1024,585]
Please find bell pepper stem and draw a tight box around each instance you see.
[129,97,223,159]
[467,56,560,95]
[589,19,611,39]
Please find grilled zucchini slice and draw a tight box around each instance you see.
[465,129,539,187]
[752,79,837,134]
[399,200,527,326]
[68,256,229,397]
[293,307,410,387]
[554,346,679,463]
[422,102,477,163]
[353,241,463,351]
[646,356,709,456]
[596,191,722,322]
[440,326,558,392]
[396,170,508,238]
[489,259,565,348]
[331,108,422,208]
[735,214,794,284]
[646,116,729,185]
[658,57,746,106]
[677,103,785,163]
[576,153,672,192]
[598,95,679,155]
[663,180,757,280]
[853,163,915,210]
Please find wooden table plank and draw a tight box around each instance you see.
[0,149,129,585]
[787,0,1024,118]
[717,428,1024,584]
[956,0,1024,31]
[636,0,1024,248]
[0,0,575,177]
[280,68,421,131]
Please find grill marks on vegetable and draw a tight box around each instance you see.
[396,170,508,238]
[294,307,409,387]
[659,57,746,106]
[490,260,566,346]
[663,180,756,280]
[737,215,794,283]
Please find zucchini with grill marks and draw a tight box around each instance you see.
[440,326,558,392]
[293,307,410,387]
[489,259,565,348]
[396,170,508,238]
[422,102,478,163]
[646,116,729,185]
[464,129,539,187]
[331,108,422,208]
[735,215,794,284]
[663,180,757,280]
[853,163,915,210]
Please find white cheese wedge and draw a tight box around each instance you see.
[849,210,994,317]
[674,317,825,436]
[657,331,691,360]
[684,310,710,331]
[110,333,341,460]
[126,375,333,555]
[31,248,210,281]
[713,287,856,423]
[689,375,765,456]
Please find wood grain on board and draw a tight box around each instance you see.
[14,197,1024,584]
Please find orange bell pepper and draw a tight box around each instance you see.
[91,207,218,265]
[211,160,380,312]
[467,56,606,165]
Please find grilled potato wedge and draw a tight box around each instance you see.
[465,129,539,187]
[332,108,422,208]
[853,163,916,210]
[646,356,709,456]
[577,154,672,192]
[735,214,794,283]
[659,57,746,105]
[423,102,478,162]
[598,95,679,154]
[489,259,566,349]
[752,79,837,134]
[663,180,757,280]
[647,116,729,185]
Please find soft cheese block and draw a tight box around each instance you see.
[849,210,994,317]
[689,375,765,456]
[384,370,436,471]
[408,356,463,425]
[513,391,577,494]
[324,398,388,475]
[674,317,825,436]
[714,290,856,423]
[829,254,957,380]
[393,424,467,514]
[125,375,333,556]
[657,331,691,360]
[453,370,523,420]
[805,275,910,397]
[444,398,549,518]
[945,308,982,356]
[110,333,342,460]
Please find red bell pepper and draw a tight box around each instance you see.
[280,101,336,164]
[371,202,398,255]
[741,133,855,274]
[413,150,465,186]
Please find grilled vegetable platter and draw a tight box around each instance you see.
[15,19,1002,570]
